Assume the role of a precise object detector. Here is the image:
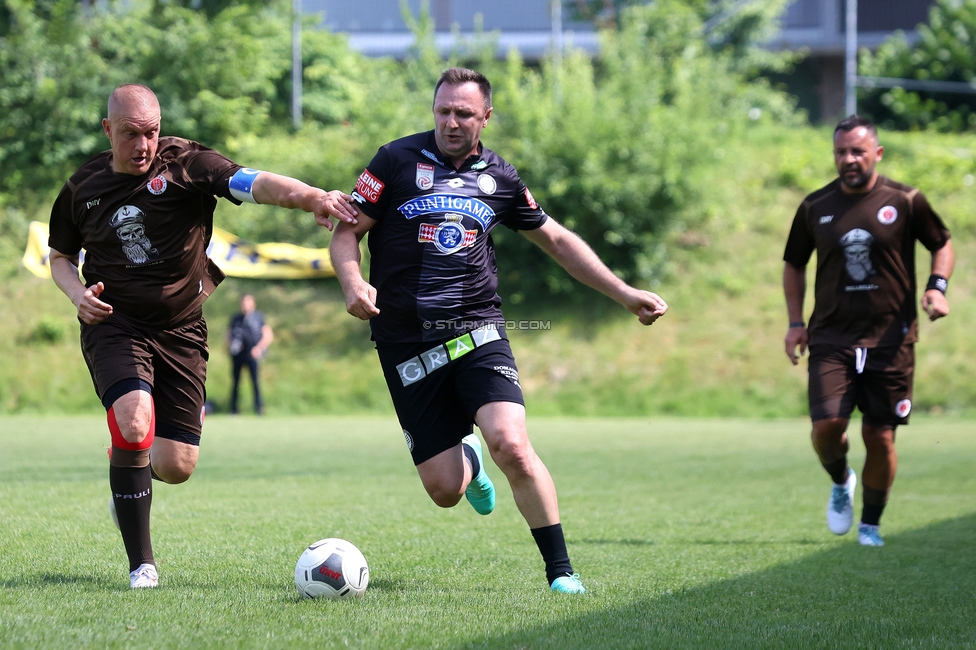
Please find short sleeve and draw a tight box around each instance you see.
[501,164,548,232]
[910,191,951,252]
[178,146,244,203]
[352,146,396,221]
[783,201,815,268]
[48,183,84,255]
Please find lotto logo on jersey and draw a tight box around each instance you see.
[877,205,898,224]
[355,169,385,203]
[416,164,435,190]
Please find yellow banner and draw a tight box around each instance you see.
[22,221,335,279]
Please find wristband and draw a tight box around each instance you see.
[789,321,805,328]
[925,274,948,295]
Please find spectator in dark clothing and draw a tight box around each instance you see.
[228,294,274,414]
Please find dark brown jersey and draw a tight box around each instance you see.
[49,137,244,329]
[783,176,950,348]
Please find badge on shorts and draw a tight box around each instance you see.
[895,399,911,418]
[877,206,898,225]
[147,175,167,195]
[402,429,414,452]
[416,163,435,190]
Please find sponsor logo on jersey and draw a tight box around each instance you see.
[147,175,167,195]
[877,205,898,224]
[477,174,497,195]
[416,163,435,190]
[398,193,496,229]
[86,198,101,210]
[446,178,465,189]
[494,364,520,387]
[895,399,911,418]
[820,215,833,224]
[355,169,385,203]
[524,187,538,210]
[418,218,478,254]
[421,149,443,165]
[396,326,502,386]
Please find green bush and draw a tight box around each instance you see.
[859,0,976,132]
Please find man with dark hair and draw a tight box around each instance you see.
[48,84,358,588]
[330,67,668,593]
[783,115,954,547]
[228,294,274,415]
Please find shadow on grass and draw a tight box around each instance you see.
[469,513,976,650]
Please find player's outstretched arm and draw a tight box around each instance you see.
[783,262,808,365]
[249,171,358,231]
[49,249,113,325]
[921,239,954,321]
[521,218,668,326]
[329,217,380,321]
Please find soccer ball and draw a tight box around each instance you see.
[294,538,369,599]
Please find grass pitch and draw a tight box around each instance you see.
[1,415,974,649]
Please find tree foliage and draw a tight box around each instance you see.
[0,0,112,196]
[859,0,976,132]
[1,0,801,304]
[0,0,373,202]
[484,1,801,303]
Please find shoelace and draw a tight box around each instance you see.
[831,486,849,513]
[132,566,156,581]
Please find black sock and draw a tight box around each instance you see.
[822,458,850,485]
[530,523,574,585]
[861,485,888,526]
[462,441,481,477]
[110,464,155,572]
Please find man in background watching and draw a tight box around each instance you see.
[228,293,274,415]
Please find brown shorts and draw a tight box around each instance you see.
[80,310,209,441]
[807,343,914,427]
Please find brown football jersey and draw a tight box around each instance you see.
[49,137,244,329]
[783,176,950,348]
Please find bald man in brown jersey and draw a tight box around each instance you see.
[782,115,954,547]
[49,84,358,588]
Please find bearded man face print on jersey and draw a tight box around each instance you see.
[840,228,875,282]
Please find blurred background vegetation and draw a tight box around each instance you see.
[1,0,974,417]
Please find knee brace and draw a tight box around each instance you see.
[108,400,155,468]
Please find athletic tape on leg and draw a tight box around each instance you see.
[108,401,156,451]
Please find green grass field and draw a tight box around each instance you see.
[1,415,974,649]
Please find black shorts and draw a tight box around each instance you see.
[80,310,209,441]
[376,330,524,465]
[808,343,914,428]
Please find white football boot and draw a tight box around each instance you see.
[130,563,158,589]
[827,469,856,535]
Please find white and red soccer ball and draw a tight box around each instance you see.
[294,538,369,599]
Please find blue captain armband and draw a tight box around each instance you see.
[229,168,263,203]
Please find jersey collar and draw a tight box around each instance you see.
[424,131,487,172]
